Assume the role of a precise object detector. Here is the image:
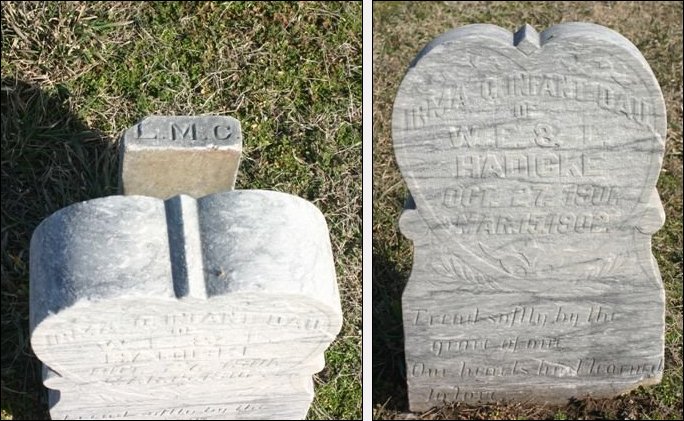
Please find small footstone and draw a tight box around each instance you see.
[119,115,242,199]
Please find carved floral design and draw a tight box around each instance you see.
[479,240,544,277]
[477,238,627,280]
[579,252,626,279]
[561,54,632,86]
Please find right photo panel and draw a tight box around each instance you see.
[372,2,682,419]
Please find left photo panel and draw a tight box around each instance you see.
[1,2,362,420]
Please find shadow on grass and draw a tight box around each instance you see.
[1,78,118,419]
[372,241,411,415]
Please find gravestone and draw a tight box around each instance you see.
[30,190,343,419]
[119,116,242,199]
[392,23,666,411]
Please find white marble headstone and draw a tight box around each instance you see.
[30,190,342,420]
[392,23,666,411]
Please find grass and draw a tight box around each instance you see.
[1,1,361,419]
[373,1,682,420]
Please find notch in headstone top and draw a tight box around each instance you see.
[514,23,540,55]
[119,115,242,199]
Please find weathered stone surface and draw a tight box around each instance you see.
[30,190,342,419]
[48,377,315,420]
[119,116,242,199]
[392,23,666,411]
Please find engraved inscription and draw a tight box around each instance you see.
[102,345,246,365]
[431,338,489,356]
[443,184,620,209]
[411,362,447,377]
[40,312,327,345]
[402,72,655,133]
[102,370,254,386]
[213,124,232,140]
[533,123,558,147]
[405,85,468,130]
[136,123,157,139]
[427,387,496,403]
[450,357,664,378]
[501,336,560,352]
[478,73,654,129]
[411,306,617,328]
[171,123,197,141]
[62,403,266,420]
[513,102,535,118]
[132,121,239,143]
[430,336,560,356]
[440,211,611,235]
[452,152,602,178]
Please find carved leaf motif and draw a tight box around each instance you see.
[574,251,628,280]
[611,252,625,272]
[431,257,453,278]
[611,62,633,86]
[594,252,626,278]
[478,242,531,277]
[561,55,632,87]
[462,263,476,282]
[429,254,498,290]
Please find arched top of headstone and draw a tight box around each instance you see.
[408,23,660,89]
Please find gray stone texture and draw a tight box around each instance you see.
[392,23,666,411]
[30,190,342,419]
[119,116,242,199]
